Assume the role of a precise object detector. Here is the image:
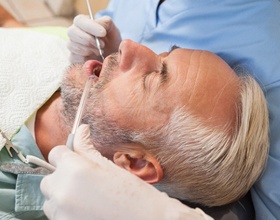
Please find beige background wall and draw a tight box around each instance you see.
[74,0,109,14]
[0,0,109,27]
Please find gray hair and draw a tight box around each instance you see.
[133,74,269,206]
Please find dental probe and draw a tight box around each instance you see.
[86,0,105,61]
[66,75,95,150]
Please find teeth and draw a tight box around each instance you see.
[92,66,101,75]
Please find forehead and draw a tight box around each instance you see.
[162,48,240,128]
[163,48,236,89]
[163,47,226,68]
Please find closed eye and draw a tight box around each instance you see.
[160,62,168,83]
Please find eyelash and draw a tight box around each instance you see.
[161,62,168,82]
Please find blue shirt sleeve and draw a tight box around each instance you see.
[99,0,280,219]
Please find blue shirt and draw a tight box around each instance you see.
[98,1,280,219]
[0,126,48,219]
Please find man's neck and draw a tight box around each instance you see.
[35,91,69,161]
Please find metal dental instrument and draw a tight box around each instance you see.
[1,130,55,171]
[66,75,95,150]
[86,0,105,61]
[0,130,28,163]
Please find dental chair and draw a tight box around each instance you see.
[182,192,255,220]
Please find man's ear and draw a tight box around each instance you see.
[113,151,163,184]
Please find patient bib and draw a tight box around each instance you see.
[0,28,70,150]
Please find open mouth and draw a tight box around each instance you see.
[83,60,103,78]
[93,65,102,77]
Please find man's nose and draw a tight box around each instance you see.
[118,40,159,72]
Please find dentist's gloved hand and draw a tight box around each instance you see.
[67,14,121,63]
[40,124,213,220]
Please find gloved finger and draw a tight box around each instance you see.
[48,145,75,167]
[42,200,51,219]
[42,198,56,220]
[74,124,94,148]
[94,16,114,33]
[74,14,106,37]
[68,25,95,47]
[69,53,88,64]
[72,124,113,165]
[68,24,105,48]
[73,124,102,160]
[67,40,101,56]
[40,175,50,200]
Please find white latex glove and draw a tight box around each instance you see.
[67,14,121,63]
[40,124,213,220]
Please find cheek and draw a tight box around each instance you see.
[103,88,169,130]
[104,86,139,114]
[103,75,141,106]
[99,82,144,126]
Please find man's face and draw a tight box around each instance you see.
[61,40,239,155]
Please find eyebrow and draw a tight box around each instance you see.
[169,45,181,52]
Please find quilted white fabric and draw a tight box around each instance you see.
[0,28,70,150]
